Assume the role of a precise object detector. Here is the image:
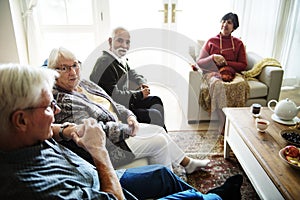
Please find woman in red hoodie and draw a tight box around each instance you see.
[197,12,248,134]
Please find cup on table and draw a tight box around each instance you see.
[251,103,261,118]
[255,118,270,132]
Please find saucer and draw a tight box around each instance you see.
[271,114,300,125]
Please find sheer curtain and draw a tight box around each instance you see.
[21,0,43,66]
[272,0,299,80]
[232,0,281,57]
[276,0,300,81]
[232,0,300,83]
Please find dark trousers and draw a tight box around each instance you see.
[130,96,167,131]
[120,165,215,200]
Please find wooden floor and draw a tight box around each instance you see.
[151,85,300,132]
[279,86,300,106]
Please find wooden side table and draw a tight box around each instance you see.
[223,107,300,200]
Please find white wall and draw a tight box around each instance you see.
[0,0,19,63]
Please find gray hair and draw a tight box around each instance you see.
[48,47,77,69]
[111,27,129,38]
[0,64,58,131]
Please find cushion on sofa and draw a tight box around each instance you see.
[248,80,268,98]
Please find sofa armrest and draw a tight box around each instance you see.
[188,70,203,99]
[247,51,284,102]
[187,70,203,122]
[258,66,284,102]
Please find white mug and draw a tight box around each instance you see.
[255,118,270,132]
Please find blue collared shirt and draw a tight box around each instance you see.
[0,138,126,199]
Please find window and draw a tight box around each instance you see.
[38,0,93,25]
[36,0,102,61]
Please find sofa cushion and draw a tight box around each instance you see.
[248,80,268,98]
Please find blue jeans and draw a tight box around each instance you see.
[120,165,221,200]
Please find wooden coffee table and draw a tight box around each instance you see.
[223,107,300,200]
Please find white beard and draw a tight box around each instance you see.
[112,47,127,58]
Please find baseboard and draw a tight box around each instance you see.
[282,77,299,87]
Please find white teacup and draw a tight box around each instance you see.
[255,118,270,132]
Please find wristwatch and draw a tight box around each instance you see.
[59,123,70,141]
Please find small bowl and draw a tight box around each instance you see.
[279,148,300,170]
[280,129,300,147]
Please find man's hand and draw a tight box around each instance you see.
[61,123,78,140]
[127,116,139,137]
[141,87,150,99]
[141,84,149,89]
[72,118,125,200]
[139,84,150,99]
[71,118,106,153]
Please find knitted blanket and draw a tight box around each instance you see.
[199,73,249,112]
[242,58,281,80]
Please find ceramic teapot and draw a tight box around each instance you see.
[268,98,300,120]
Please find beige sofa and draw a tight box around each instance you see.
[187,51,284,123]
[115,158,149,170]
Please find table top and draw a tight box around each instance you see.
[223,107,300,200]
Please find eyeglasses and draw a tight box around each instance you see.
[55,61,81,73]
[23,99,58,113]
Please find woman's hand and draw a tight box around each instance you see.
[213,54,227,66]
[127,115,139,137]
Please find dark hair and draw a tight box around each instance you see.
[221,12,239,30]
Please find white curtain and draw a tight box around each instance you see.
[231,0,300,83]
[231,0,281,57]
[272,0,298,69]
[21,0,43,66]
[274,0,300,80]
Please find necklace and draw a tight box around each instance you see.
[220,34,235,54]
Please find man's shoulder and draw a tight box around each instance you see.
[95,51,117,68]
[98,51,115,61]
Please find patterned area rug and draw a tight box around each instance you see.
[169,131,260,200]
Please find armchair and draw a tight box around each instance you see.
[187,51,284,123]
